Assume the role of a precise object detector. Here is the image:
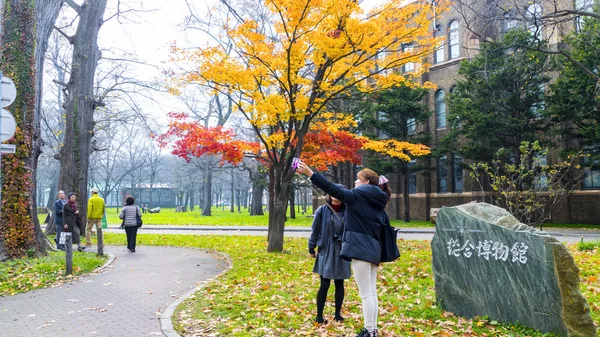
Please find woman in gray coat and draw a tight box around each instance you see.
[119,196,141,252]
[309,187,351,324]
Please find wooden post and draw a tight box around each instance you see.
[97,227,104,256]
[65,233,73,275]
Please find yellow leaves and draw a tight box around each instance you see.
[169,0,449,129]
[364,139,431,162]
[265,132,287,149]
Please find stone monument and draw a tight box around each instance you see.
[431,202,596,337]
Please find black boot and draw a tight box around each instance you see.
[315,316,324,324]
[356,328,370,337]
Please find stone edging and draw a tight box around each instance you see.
[93,252,116,273]
[160,249,233,337]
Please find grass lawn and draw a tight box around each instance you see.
[39,207,600,230]
[0,250,108,297]
[102,233,600,336]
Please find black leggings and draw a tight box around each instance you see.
[125,226,138,251]
[316,276,344,317]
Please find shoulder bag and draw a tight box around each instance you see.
[380,223,400,263]
[136,206,143,227]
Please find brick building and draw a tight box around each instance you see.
[314,0,600,224]
[389,0,600,224]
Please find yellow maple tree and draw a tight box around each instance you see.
[170,0,446,252]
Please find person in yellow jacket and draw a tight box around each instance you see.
[86,187,105,247]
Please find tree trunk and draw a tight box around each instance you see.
[58,0,108,228]
[189,189,195,211]
[230,169,235,212]
[249,166,266,215]
[201,163,213,216]
[0,0,58,259]
[402,162,411,222]
[267,163,293,252]
[289,186,295,219]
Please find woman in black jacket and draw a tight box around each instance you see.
[308,188,351,324]
[298,162,390,337]
[63,193,85,252]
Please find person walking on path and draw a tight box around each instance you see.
[297,162,391,337]
[309,188,351,324]
[120,196,142,252]
[85,187,105,247]
[63,193,85,252]
[53,190,67,250]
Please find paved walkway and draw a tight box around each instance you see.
[104,225,600,244]
[0,246,224,337]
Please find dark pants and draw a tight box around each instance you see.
[55,223,64,249]
[125,226,138,251]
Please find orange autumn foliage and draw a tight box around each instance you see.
[168,0,445,169]
[155,112,260,166]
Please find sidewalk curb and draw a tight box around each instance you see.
[92,252,116,273]
[160,249,233,337]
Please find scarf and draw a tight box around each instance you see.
[68,200,77,212]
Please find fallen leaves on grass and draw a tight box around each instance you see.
[101,234,600,336]
[0,251,108,297]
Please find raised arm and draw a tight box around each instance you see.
[296,162,358,205]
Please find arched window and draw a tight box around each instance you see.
[434,25,445,64]
[526,4,543,39]
[435,90,446,129]
[448,21,459,59]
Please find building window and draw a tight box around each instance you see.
[533,154,548,190]
[407,117,416,135]
[582,157,600,189]
[435,90,446,129]
[453,155,463,192]
[434,25,445,64]
[408,160,417,194]
[438,155,448,193]
[575,0,594,31]
[403,44,415,72]
[526,4,543,39]
[448,21,459,59]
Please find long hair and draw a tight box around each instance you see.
[358,168,392,201]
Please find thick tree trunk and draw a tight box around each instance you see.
[46,178,58,209]
[201,163,213,216]
[0,0,59,258]
[58,0,108,227]
[267,164,293,252]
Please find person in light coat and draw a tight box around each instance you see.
[119,196,142,252]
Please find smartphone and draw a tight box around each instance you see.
[292,158,301,172]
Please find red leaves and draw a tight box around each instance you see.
[155,112,260,166]
[301,126,366,171]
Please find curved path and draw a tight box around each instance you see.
[0,246,225,337]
